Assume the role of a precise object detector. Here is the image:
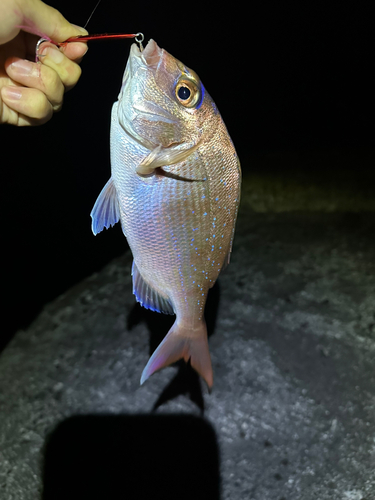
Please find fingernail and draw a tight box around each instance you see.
[2,87,22,100]
[10,59,33,76]
[72,24,88,35]
[45,47,64,63]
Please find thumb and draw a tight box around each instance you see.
[0,0,87,45]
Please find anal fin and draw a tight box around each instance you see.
[132,261,174,315]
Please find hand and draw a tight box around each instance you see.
[0,0,88,126]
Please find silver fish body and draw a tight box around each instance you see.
[91,40,241,388]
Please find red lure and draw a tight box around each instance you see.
[15,26,143,61]
[57,32,142,47]
[35,32,144,61]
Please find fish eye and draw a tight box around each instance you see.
[178,86,191,101]
[175,79,201,108]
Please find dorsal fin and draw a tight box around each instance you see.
[90,177,120,235]
[132,262,174,315]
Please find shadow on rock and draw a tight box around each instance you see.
[127,282,220,412]
[43,414,220,500]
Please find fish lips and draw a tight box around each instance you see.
[137,39,163,69]
[117,40,182,148]
[121,40,178,125]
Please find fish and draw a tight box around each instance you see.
[90,39,241,389]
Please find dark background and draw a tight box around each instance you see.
[1,0,373,350]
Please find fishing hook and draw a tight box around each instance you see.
[135,32,144,51]
[35,37,52,61]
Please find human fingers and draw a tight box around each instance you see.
[1,41,87,124]
[38,42,86,91]
[0,85,53,126]
[4,56,64,111]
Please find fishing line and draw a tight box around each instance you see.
[83,0,103,29]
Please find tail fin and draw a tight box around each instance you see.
[140,321,213,389]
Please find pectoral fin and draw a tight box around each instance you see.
[136,142,200,175]
[90,177,120,235]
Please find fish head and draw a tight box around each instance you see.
[117,39,217,149]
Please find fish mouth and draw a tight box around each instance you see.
[129,40,178,125]
[118,39,178,149]
[130,39,163,69]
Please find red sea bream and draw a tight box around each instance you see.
[91,39,241,388]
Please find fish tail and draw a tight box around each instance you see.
[140,321,213,389]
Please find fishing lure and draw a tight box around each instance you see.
[34,32,144,62]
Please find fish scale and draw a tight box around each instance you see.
[91,39,241,388]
